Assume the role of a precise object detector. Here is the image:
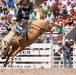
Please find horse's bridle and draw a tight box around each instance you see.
[1,41,12,67]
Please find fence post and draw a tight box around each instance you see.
[73,43,76,68]
[51,44,53,68]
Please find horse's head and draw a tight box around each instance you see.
[1,41,10,59]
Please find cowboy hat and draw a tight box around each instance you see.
[65,39,69,42]
[46,35,50,37]
[70,39,74,42]
[58,41,62,44]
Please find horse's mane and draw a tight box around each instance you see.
[2,27,17,44]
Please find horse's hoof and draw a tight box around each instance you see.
[8,62,13,67]
[8,64,12,67]
[3,63,7,67]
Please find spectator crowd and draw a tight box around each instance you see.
[0,0,76,42]
[39,0,76,35]
[0,0,34,40]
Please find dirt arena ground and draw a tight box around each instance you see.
[0,69,76,75]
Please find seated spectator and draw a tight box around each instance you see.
[45,12,53,23]
[61,0,67,6]
[73,3,76,14]
[54,17,60,24]
[42,1,47,11]
[11,16,17,25]
[70,4,76,18]
[46,0,54,7]
[44,5,51,17]
[8,5,15,17]
[35,37,43,50]
[52,4,60,18]
[61,7,68,18]
[66,1,72,15]
[70,0,75,4]
[0,6,4,18]
[66,15,73,26]
[0,0,6,9]
[36,37,43,43]
[57,23,65,34]
[3,17,11,32]
[0,0,5,8]
[3,7,9,15]
[31,10,36,21]
[57,22,65,40]
[58,15,62,22]
[0,6,3,13]
[7,14,13,25]
[44,35,53,43]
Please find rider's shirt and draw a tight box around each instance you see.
[21,7,30,20]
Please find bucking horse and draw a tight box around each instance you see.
[0,20,61,67]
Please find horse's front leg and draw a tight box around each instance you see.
[3,55,10,67]
[8,47,22,67]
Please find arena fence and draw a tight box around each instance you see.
[0,43,53,69]
[0,43,75,69]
